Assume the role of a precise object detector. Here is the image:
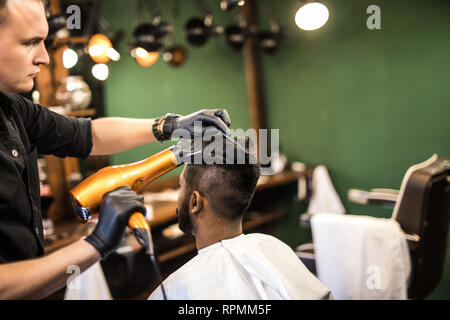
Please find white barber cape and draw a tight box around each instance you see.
[64,262,112,300]
[148,233,332,300]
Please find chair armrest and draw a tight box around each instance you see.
[348,188,399,208]
[300,212,314,228]
[370,188,399,196]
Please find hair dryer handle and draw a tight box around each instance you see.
[128,212,154,254]
[128,212,150,230]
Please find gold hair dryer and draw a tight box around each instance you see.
[70,143,187,250]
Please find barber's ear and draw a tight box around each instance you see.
[190,191,203,214]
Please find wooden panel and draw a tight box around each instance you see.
[44,155,67,222]
[243,0,267,134]
[35,0,82,223]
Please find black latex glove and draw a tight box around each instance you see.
[84,186,146,260]
[156,109,231,141]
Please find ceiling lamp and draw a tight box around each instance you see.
[61,42,88,70]
[91,63,109,81]
[256,0,284,54]
[88,33,113,64]
[220,0,245,11]
[295,2,329,31]
[131,47,159,67]
[130,0,173,67]
[185,0,223,47]
[161,0,188,67]
[162,46,186,67]
[44,5,69,48]
[62,47,78,69]
[132,24,163,53]
[222,0,247,51]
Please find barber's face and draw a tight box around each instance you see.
[176,167,194,235]
[0,0,50,93]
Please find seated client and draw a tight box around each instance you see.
[148,137,332,299]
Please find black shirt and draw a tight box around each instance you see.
[0,92,92,263]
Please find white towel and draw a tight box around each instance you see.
[64,262,113,300]
[307,165,345,214]
[311,213,411,299]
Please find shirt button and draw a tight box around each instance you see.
[11,149,19,157]
[35,227,39,234]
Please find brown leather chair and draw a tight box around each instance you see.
[297,154,450,299]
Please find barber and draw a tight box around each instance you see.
[0,0,231,299]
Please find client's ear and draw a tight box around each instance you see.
[190,191,203,214]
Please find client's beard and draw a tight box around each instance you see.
[176,195,194,235]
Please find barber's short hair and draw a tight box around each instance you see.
[183,137,261,221]
[0,0,8,24]
[0,0,47,26]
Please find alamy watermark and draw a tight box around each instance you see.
[366,5,381,30]
[366,265,381,290]
[66,264,81,290]
[62,5,82,30]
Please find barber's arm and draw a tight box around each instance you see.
[90,109,231,156]
[0,186,144,299]
[0,239,99,299]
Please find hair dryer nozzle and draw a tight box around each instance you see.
[71,195,92,223]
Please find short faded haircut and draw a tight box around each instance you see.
[183,137,261,221]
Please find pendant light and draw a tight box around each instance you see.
[185,0,223,47]
[295,1,329,31]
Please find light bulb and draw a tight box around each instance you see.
[136,47,149,59]
[106,47,121,61]
[91,63,109,81]
[295,2,329,31]
[88,34,112,63]
[62,48,78,69]
[134,47,159,67]
[162,51,172,62]
[88,45,105,57]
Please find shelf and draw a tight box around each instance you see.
[47,106,97,118]
[256,170,302,191]
[44,218,92,254]
[52,36,89,48]
[65,108,97,117]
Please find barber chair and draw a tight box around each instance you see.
[296,154,450,299]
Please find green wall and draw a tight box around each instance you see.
[99,0,250,177]
[98,0,450,298]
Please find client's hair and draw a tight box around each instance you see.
[184,137,260,221]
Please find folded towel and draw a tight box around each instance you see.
[307,165,345,214]
[311,213,411,299]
